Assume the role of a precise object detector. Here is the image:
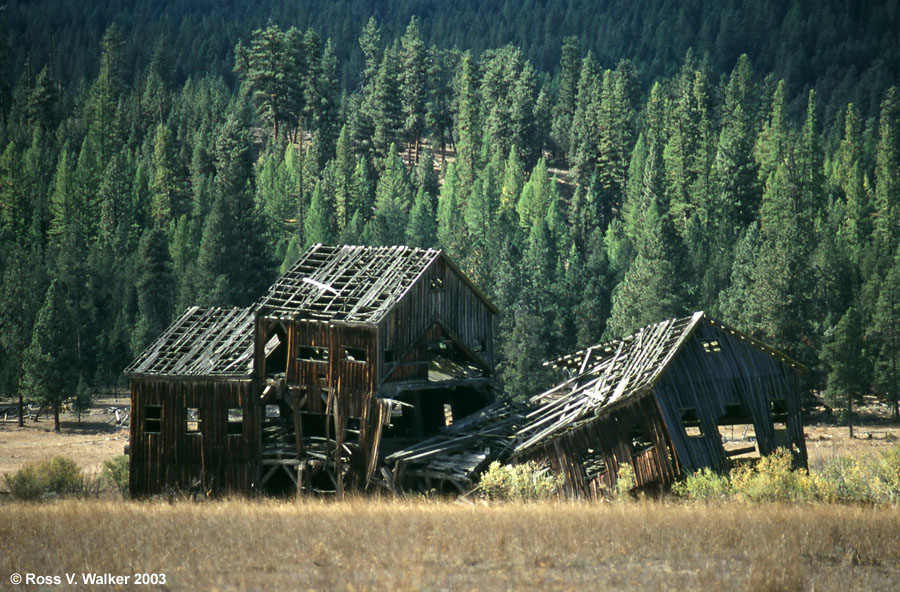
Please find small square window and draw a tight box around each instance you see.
[701,340,721,353]
[343,347,367,363]
[144,405,161,434]
[298,345,329,363]
[429,276,444,291]
[227,408,243,436]
[680,407,703,438]
[185,407,201,434]
[265,405,280,418]
[384,349,396,364]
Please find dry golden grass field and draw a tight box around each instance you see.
[2,395,900,591]
[1,499,899,591]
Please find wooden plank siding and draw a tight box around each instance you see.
[653,322,807,475]
[519,396,680,498]
[379,257,494,386]
[129,379,259,496]
[289,320,377,418]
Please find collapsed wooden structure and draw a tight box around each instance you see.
[385,311,808,497]
[126,245,497,496]
[127,244,807,498]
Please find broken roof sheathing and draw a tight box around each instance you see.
[513,311,802,456]
[258,244,442,323]
[124,306,256,379]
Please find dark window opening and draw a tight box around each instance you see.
[680,407,703,438]
[264,323,288,376]
[144,405,161,434]
[701,339,722,353]
[227,408,243,436]
[582,448,608,480]
[629,424,654,455]
[343,347,368,364]
[429,276,444,291]
[185,407,201,434]
[472,339,486,353]
[298,345,329,363]
[770,398,788,422]
[384,349,396,364]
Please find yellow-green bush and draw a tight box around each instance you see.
[4,457,85,500]
[671,467,732,501]
[613,463,636,499]
[478,461,562,501]
[673,444,900,505]
[102,456,130,495]
[729,448,812,502]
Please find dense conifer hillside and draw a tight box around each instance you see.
[0,0,898,424]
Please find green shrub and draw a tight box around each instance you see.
[672,467,732,501]
[613,463,636,500]
[478,461,562,501]
[729,448,811,502]
[102,456,130,495]
[4,457,84,500]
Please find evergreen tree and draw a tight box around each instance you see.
[132,227,175,355]
[869,248,900,419]
[607,197,686,337]
[304,178,336,247]
[822,306,870,437]
[406,186,437,248]
[333,125,355,230]
[369,147,409,246]
[371,42,403,162]
[149,123,185,225]
[0,235,45,426]
[22,280,78,432]
[234,24,301,141]
[551,36,579,159]
[874,86,899,256]
[196,112,273,306]
[400,17,427,164]
[452,51,480,194]
[143,37,174,126]
[436,163,466,258]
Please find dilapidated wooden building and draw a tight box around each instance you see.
[512,311,808,497]
[125,244,498,496]
[385,311,807,497]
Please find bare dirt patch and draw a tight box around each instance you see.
[0,394,129,489]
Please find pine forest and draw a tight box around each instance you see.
[1,0,899,429]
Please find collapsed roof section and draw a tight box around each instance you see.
[514,311,801,456]
[257,244,443,323]
[124,306,256,379]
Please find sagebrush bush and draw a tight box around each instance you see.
[4,457,84,500]
[478,461,561,501]
[102,456,130,495]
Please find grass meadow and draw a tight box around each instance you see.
[1,498,899,591]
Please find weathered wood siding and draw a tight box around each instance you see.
[379,256,494,384]
[289,320,378,418]
[653,322,808,474]
[129,379,259,496]
[520,396,680,498]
